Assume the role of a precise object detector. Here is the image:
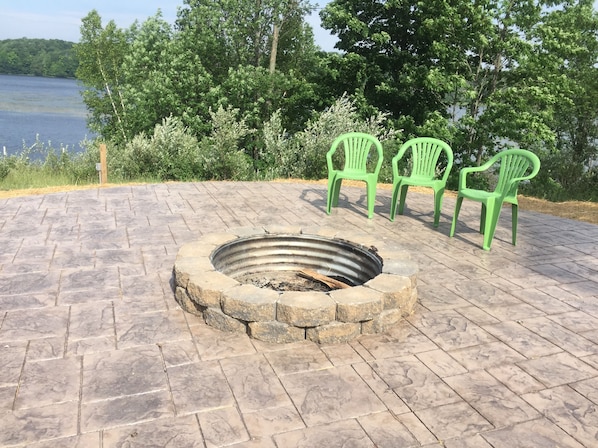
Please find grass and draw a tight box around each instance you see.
[0,169,86,191]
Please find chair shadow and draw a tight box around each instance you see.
[301,186,516,251]
[377,193,456,230]
[299,187,373,219]
[300,185,454,226]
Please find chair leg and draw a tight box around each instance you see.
[433,188,444,228]
[397,185,409,215]
[326,179,333,214]
[449,196,463,237]
[482,202,501,251]
[334,179,344,207]
[480,204,486,234]
[482,210,493,250]
[390,182,400,221]
[366,181,377,219]
[327,176,341,214]
[511,203,518,245]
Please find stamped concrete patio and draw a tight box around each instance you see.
[1,181,597,447]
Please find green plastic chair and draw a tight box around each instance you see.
[450,149,541,251]
[390,137,454,227]
[326,132,384,219]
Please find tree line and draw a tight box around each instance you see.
[49,0,598,201]
[0,38,78,78]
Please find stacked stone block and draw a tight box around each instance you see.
[173,227,418,344]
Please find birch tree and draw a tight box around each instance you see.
[76,10,130,142]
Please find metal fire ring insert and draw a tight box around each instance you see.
[173,226,418,344]
[211,233,383,287]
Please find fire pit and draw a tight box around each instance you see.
[173,227,418,343]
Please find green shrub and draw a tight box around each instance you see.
[524,150,580,201]
[0,158,10,181]
[261,109,294,179]
[197,106,254,180]
[43,148,73,174]
[113,116,200,181]
[262,94,400,180]
[68,142,102,184]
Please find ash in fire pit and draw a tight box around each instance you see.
[173,227,418,344]
[237,270,355,292]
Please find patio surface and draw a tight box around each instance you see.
[1,181,598,447]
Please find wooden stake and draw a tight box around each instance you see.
[100,144,108,184]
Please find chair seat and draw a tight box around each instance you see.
[333,170,375,182]
[390,137,454,227]
[326,133,384,219]
[458,188,500,201]
[449,149,541,250]
[397,176,445,189]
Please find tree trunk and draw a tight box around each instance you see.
[269,23,280,74]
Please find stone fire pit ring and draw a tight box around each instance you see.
[173,226,418,344]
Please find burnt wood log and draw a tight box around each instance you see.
[298,269,351,290]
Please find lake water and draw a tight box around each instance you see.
[0,74,93,156]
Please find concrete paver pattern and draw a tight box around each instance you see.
[1,181,597,447]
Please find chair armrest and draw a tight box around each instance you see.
[326,144,338,171]
[391,144,410,180]
[458,166,480,190]
[458,156,497,190]
[440,148,454,183]
[374,150,384,175]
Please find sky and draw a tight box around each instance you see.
[0,0,338,52]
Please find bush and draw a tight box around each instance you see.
[43,148,73,174]
[113,116,201,181]
[68,142,101,184]
[0,158,10,181]
[261,109,295,179]
[262,94,400,180]
[524,150,582,201]
[197,106,255,180]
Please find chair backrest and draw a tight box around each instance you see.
[327,132,383,174]
[493,149,541,198]
[396,137,453,181]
